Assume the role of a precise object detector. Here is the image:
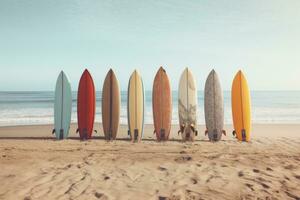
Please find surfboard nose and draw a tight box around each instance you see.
[108,68,117,77]
[158,66,166,73]
[209,69,217,76]
[236,70,244,77]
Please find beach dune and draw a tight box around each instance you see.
[0,124,299,200]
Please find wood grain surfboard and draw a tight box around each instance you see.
[102,69,121,140]
[127,70,144,142]
[231,70,251,142]
[178,68,198,141]
[152,67,172,141]
[77,69,96,140]
[204,69,225,141]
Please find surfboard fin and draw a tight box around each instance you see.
[153,130,156,135]
[160,129,165,140]
[213,129,218,141]
[108,130,112,140]
[52,129,55,134]
[59,129,64,140]
[177,130,181,135]
[190,124,197,136]
[94,130,97,134]
[205,130,208,136]
[232,130,236,137]
[76,128,79,134]
[242,129,246,141]
[82,128,87,140]
[128,130,131,136]
[134,129,138,141]
[222,130,226,136]
[178,124,185,136]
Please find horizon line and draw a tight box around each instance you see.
[0,90,299,92]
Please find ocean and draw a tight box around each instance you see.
[0,91,299,127]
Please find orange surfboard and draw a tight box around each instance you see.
[152,67,172,141]
[231,70,251,141]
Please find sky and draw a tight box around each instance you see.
[0,0,299,91]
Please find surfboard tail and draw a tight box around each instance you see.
[59,129,64,140]
[242,129,247,141]
[134,129,139,141]
[160,129,166,141]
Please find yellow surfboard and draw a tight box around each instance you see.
[127,70,144,142]
[231,70,251,142]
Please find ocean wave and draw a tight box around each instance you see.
[0,91,299,126]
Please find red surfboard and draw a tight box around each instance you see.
[77,69,96,139]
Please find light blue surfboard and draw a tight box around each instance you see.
[53,71,72,139]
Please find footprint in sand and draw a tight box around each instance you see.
[158,197,167,200]
[190,178,197,184]
[284,164,297,170]
[266,167,273,171]
[245,183,255,191]
[174,156,192,163]
[95,192,108,199]
[158,166,167,171]
[95,192,102,198]
[238,171,244,177]
[285,191,300,199]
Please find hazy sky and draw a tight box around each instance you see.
[0,0,299,91]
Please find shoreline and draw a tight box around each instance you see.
[0,123,299,139]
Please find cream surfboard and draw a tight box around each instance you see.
[127,70,144,142]
[53,71,72,139]
[204,70,225,141]
[178,68,198,141]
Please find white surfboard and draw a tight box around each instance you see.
[178,68,198,141]
[53,71,72,139]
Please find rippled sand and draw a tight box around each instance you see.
[0,124,299,200]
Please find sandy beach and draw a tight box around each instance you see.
[0,124,299,200]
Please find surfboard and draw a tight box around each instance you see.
[178,68,198,141]
[204,69,225,141]
[77,69,96,140]
[53,71,72,139]
[102,69,121,140]
[152,67,172,141]
[127,70,144,142]
[231,70,251,142]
